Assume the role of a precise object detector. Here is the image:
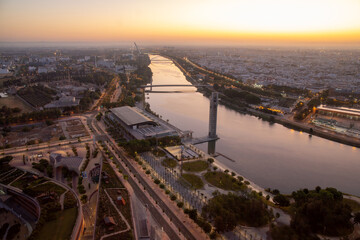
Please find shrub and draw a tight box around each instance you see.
[154,179,160,184]
[188,209,197,221]
[81,194,88,203]
[77,185,86,194]
[170,195,177,201]
[177,202,184,208]
[272,189,280,195]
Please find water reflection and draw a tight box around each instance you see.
[147,54,360,196]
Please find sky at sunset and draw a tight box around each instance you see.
[0,0,360,45]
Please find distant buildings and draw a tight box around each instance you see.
[187,48,360,93]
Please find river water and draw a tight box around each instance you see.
[146,55,360,196]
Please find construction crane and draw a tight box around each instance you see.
[133,42,141,55]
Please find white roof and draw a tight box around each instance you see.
[318,105,360,116]
[110,106,154,126]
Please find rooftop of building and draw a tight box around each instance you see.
[110,106,155,126]
[317,105,360,116]
[50,152,83,173]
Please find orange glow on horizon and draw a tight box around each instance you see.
[0,0,359,45]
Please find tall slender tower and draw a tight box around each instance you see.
[208,92,219,138]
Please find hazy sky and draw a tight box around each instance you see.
[1,0,360,45]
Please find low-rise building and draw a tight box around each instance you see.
[49,151,84,175]
[317,105,360,120]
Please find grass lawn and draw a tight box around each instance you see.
[36,208,78,240]
[204,171,245,191]
[0,95,33,113]
[162,158,177,168]
[181,173,204,189]
[343,198,360,212]
[182,160,209,172]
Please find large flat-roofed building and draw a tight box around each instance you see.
[317,105,360,120]
[110,106,157,129]
[107,106,179,140]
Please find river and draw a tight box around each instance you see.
[146,55,360,196]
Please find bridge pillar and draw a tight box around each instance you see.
[208,92,219,138]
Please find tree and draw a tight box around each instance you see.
[46,165,53,178]
[81,194,88,203]
[273,194,290,207]
[188,209,198,221]
[202,192,269,232]
[291,187,352,236]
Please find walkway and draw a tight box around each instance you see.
[99,188,131,240]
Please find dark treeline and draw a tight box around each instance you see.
[0,109,61,126]
[73,71,113,86]
[0,105,21,118]
[270,187,355,240]
[202,191,270,232]
[119,136,181,156]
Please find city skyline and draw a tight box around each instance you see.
[1,0,360,46]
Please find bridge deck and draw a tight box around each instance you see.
[188,136,219,145]
[140,84,208,88]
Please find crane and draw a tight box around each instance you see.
[133,42,141,55]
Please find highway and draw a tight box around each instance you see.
[91,114,199,240]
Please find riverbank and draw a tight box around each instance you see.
[168,54,360,149]
[147,54,360,197]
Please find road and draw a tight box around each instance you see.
[91,114,204,240]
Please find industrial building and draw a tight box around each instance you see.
[107,106,179,140]
[317,105,360,120]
